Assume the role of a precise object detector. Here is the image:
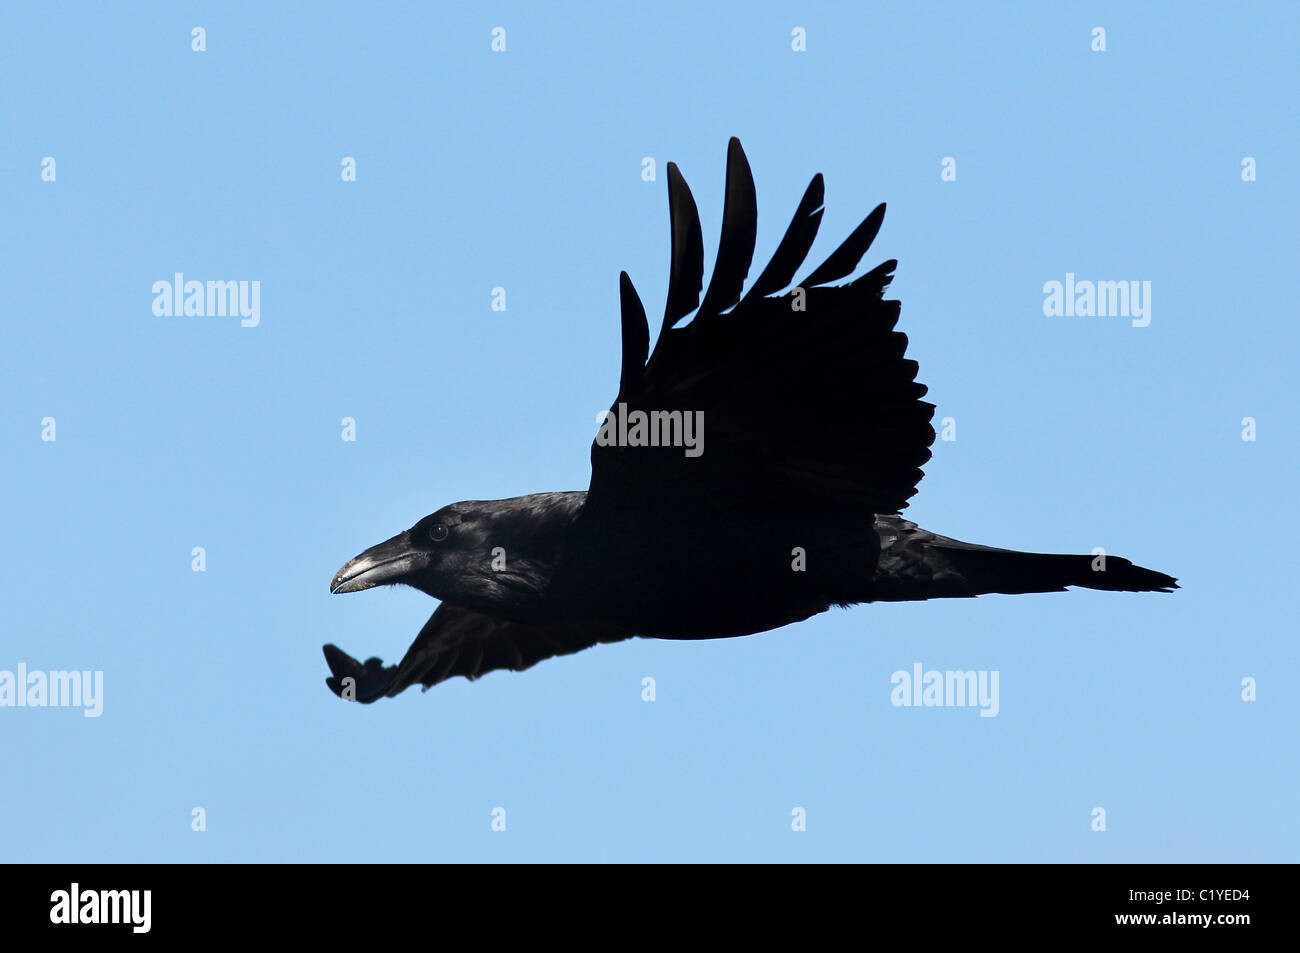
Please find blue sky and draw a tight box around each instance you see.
[2,1,1295,862]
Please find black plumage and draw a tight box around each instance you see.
[323,138,1176,703]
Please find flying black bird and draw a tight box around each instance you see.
[323,138,1176,703]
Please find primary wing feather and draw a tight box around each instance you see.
[588,140,934,519]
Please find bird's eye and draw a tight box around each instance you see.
[429,522,449,542]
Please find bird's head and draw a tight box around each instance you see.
[329,505,471,600]
[329,493,584,617]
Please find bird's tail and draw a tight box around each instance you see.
[934,544,1178,595]
[869,517,1178,601]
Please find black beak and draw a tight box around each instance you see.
[330,532,422,594]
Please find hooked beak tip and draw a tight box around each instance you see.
[330,536,420,595]
[331,557,379,594]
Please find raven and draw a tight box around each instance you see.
[323,138,1176,704]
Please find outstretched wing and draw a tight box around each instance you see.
[322,604,630,702]
[585,137,935,522]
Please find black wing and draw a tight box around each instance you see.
[585,137,935,521]
[323,604,630,702]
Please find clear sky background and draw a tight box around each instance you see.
[2,2,1296,862]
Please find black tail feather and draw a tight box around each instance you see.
[935,544,1178,596]
[870,517,1178,600]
